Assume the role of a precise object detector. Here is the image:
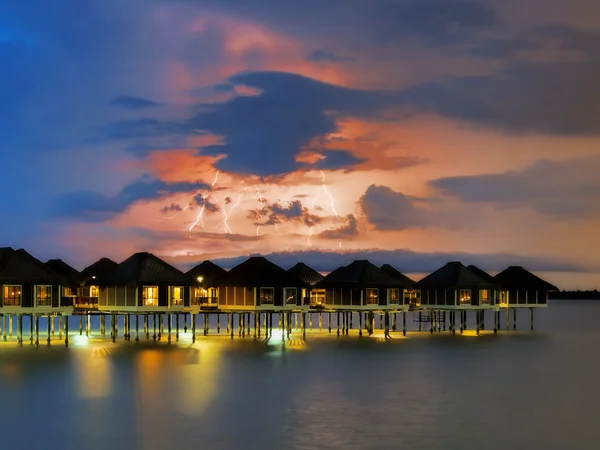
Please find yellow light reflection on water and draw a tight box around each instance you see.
[75,348,112,399]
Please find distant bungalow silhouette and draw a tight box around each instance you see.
[0,247,558,346]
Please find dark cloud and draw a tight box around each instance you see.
[374,0,495,43]
[52,175,208,222]
[193,194,220,213]
[185,71,399,175]
[360,185,428,229]
[249,200,324,227]
[298,149,366,170]
[306,50,356,62]
[111,96,163,109]
[208,248,589,275]
[431,155,600,218]
[160,203,183,214]
[398,24,600,135]
[318,214,359,239]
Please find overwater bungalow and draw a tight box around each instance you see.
[186,260,227,309]
[314,260,415,311]
[494,266,558,308]
[0,247,71,312]
[415,262,499,309]
[216,256,305,310]
[287,262,325,307]
[45,259,82,308]
[95,252,195,312]
[78,257,118,309]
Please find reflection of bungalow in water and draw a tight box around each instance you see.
[96,252,195,311]
[0,247,70,312]
[415,262,499,310]
[186,261,227,309]
[79,258,118,309]
[493,266,558,308]
[45,259,82,308]
[216,257,305,310]
[287,263,325,307]
[314,260,414,310]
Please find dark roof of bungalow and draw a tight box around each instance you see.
[380,264,416,288]
[415,261,498,289]
[80,257,118,284]
[494,266,558,291]
[287,262,324,287]
[220,256,295,286]
[186,260,227,286]
[96,252,192,286]
[45,259,81,285]
[0,247,67,284]
[467,265,496,283]
[316,260,414,289]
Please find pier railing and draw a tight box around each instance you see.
[191,296,219,308]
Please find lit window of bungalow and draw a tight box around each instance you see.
[415,262,499,310]
[216,257,304,310]
[95,252,194,311]
[186,261,227,309]
[493,266,558,308]
[286,263,325,307]
[314,260,415,310]
[78,258,118,310]
[0,247,69,312]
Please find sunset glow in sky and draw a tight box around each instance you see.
[2,0,600,288]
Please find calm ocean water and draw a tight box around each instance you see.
[1,300,599,450]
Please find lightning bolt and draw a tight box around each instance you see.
[319,170,344,248]
[254,186,265,236]
[221,187,248,234]
[189,170,220,234]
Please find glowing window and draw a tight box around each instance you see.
[37,285,52,306]
[404,290,420,306]
[459,289,472,305]
[480,289,490,304]
[171,286,184,306]
[259,287,274,305]
[143,286,159,306]
[284,287,297,305]
[387,288,400,304]
[498,291,509,304]
[90,286,99,297]
[366,288,378,305]
[310,289,326,305]
[3,285,22,306]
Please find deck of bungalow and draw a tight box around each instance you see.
[0,249,561,347]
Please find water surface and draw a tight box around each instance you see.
[0,301,598,450]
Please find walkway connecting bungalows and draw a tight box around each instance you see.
[415,262,500,334]
[186,260,227,310]
[287,262,325,307]
[1,247,71,344]
[45,259,81,308]
[79,258,118,310]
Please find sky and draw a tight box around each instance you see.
[2,0,600,289]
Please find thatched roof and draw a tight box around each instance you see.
[186,260,227,287]
[380,264,416,288]
[287,262,324,287]
[96,252,192,286]
[494,266,558,291]
[80,258,118,285]
[220,256,295,287]
[45,259,81,285]
[316,260,414,289]
[0,247,67,284]
[415,262,498,289]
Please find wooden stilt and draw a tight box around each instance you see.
[136,314,139,342]
[30,315,34,345]
[59,315,63,340]
[328,312,331,333]
[35,315,39,346]
[403,311,406,336]
[175,314,179,341]
[217,313,221,333]
[47,314,51,345]
[530,308,534,331]
[513,309,517,330]
[319,312,322,331]
[64,315,69,347]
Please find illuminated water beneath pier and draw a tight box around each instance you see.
[0,301,599,450]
